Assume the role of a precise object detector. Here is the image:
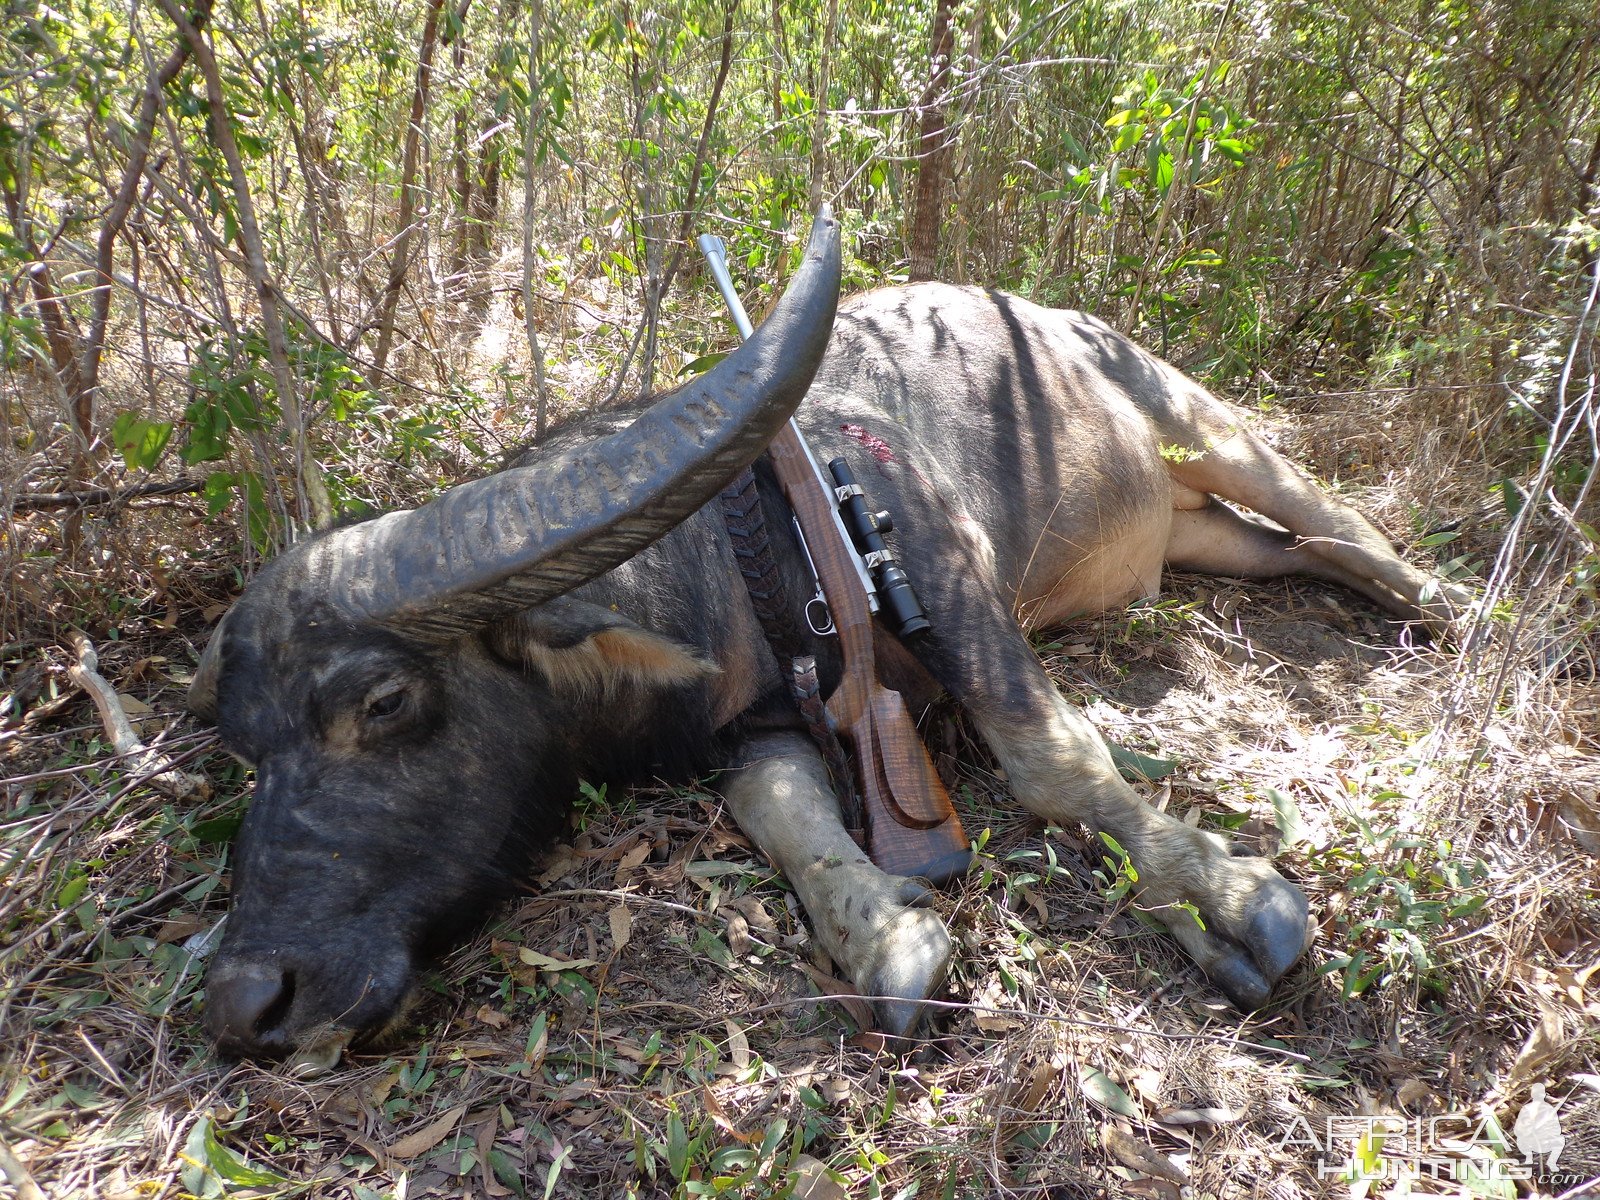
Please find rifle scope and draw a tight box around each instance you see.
[827,457,931,640]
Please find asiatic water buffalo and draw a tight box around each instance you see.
[189,211,1459,1067]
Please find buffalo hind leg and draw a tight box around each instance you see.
[721,730,953,1038]
[1158,390,1467,629]
[1166,500,1416,612]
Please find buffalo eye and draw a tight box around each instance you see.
[365,685,407,720]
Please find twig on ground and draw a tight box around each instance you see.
[65,629,205,799]
[0,1135,45,1200]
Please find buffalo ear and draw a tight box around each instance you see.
[484,598,717,700]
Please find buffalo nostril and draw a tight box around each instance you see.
[206,964,298,1052]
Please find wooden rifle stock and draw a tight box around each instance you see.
[764,428,971,884]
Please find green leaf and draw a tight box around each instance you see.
[110,411,173,471]
[1267,787,1308,847]
[679,350,729,377]
[0,1079,29,1118]
[237,470,275,552]
[190,814,244,845]
[202,471,235,517]
[666,1108,689,1180]
[1154,150,1175,193]
[181,1115,284,1196]
[1078,1067,1139,1117]
[523,1009,548,1065]
[55,873,88,909]
[1105,739,1179,782]
[201,1117,288,1187]
[1010,1122,1057,1150]
[1215,137,1246,163]
[181,397,231,465]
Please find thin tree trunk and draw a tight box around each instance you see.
[767,0,786,124]
[78,0,216,443]
[907,0,956,281]
[148,37,293,541]
[8,223,86,422]
[655,0,737,296]
[0,146,89,465]
[469,148,501,263]
[467,0,521,270]
[809,0,839,210]
[371,0,447,373]
[448,25,471,279]
[156,0,331,531]
[521,0,550,440]
[464,0,518,272]
[625,10,664,398]
[607,0,737,403]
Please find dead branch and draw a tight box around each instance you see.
[154,0,331,530]
[77,0,216,416]
[65,630,205,800]
[7,477,206,512]
[0,1136,44,1200]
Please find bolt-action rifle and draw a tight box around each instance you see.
[699,215,970,884]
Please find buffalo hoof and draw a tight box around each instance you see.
[857,879,952,1039]
[1413,579,1476,642]
[810,868,953,1039]
[1156,851,1311,1011]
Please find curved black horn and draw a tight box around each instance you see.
[308,208,841,640]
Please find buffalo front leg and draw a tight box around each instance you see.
[975,684,1309,1009]
[915,576,1310,1010]
[722,730,953,1038]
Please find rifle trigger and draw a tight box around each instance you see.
[805,595,835,637]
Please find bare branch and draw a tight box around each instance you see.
[66,630,206,800]
[154,0,330,530]
[77,0,216,420]
[8,477,207,512]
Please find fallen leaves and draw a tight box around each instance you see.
[608,902,633,954]
[384,1103,467,1161]
[1504,1010,1570,1096]
[723,1018,751,1073]
[517,948,600,972]
[1103,1125,1187,1184]
[972,973,1023,1032]
[1078,1066,1140,1119]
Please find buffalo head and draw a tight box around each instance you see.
[190,212,841,1067]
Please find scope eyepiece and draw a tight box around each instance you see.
[878,564,931,638]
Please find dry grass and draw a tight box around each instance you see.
[3,279,1598,1199]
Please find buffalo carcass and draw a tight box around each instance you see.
[189,213,1458,1067]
